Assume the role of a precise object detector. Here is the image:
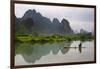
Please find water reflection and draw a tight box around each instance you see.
[15,41,87,64]
[15,41,72,63]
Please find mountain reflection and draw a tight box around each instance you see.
[15,41,85,63]
[15,41,72,63]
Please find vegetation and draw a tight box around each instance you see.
[15,32,94,43]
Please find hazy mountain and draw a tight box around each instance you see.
[15,9,73,35]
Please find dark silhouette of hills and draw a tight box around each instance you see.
[15,9,73,35]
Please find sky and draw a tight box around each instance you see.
[15,4,94,32]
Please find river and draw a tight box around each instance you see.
[15,40,94,66]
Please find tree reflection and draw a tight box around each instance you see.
[15,41,86,64]
[15,41,72,63]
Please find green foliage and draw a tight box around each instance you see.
[15,32,94,43]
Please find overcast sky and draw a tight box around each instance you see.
[15,4,94,32]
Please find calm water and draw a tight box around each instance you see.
[15,40,94,66]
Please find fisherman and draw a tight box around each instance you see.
[79,42,82,53]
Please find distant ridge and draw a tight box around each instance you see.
[15,9,73,35]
